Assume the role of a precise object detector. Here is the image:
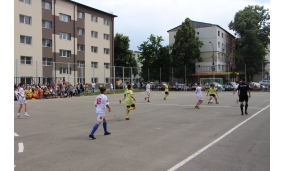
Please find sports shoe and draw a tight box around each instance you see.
[216,102,219,104]
[104,132,111,135]
[126,118,129,120]
[164,98,166,100]
[24,113,29,117]
[89,135,96,139]
[119,100,121,104]
[145,97,146,101]
[245,111,248,115]
[208,102,210,104]
[147,100,150,102]
[197,106,200,109]
[241,113,244,115]
[17,114,21,119]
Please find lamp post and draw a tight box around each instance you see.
[209,42,214,83]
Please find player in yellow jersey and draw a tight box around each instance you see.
[119,82,129,104]
[125,84,136,120]
[206,84,219,104]
[164,82,169,100]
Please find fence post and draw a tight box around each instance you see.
[131,67,133,84]
[15,59,18,85]
[81,66,83,84]
[52,62,55,84]
[104,63,105,87]
[113,66,115,90]
[36,60,38,84]
[184,65,186,84]
[68,62,70,83]
[160,67,161,83]
[172,67,173,85]
[123,67,125,89]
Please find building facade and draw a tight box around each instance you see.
[14,0,117,85]
[167,21,237,84]
[131,50,142,82]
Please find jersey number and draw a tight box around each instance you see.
[97,98,102,104]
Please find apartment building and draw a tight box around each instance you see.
[14,0,117,85]
[167,21,236,83]
[131,50,142,82]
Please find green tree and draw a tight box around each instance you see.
[229,5,270,81]
[137,34,167,82]
[171,18,204,82]
[114,33,138,78]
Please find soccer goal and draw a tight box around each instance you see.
[200,78,224,91]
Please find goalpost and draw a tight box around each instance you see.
[200,78,224,91]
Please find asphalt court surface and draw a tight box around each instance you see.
[14,90,270,171]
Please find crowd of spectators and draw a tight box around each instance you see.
[14,79,95,101]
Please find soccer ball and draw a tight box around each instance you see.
[209,100,213,104]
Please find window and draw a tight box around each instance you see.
[105,78,109,83]
[20,35,31,44]
[104,34,109,40]
[42,20,52,29]
[59,32,71,40]
[78,28,85,35]
[42,1,52,10]
[78,61,85,68]
[20,15,31,25]
[60,50,71,57]
[197,32,199,35]
[77,78,85,84]
[91,31,98,38]
[218,31,220,36]
[19,0,30,4]
[91,62,98,68]
[78,11,84,19]
[42,39,52,47]
[59,13,71,22]
[91,16,98,22]
[222,33,223,38]
[104,63,109,69]
[218,64,220,70]
[21,77,32,84]
[91,77,98,83]
[91,46,98,53]
[104,19,109,26]
[60,67,71,74]
[104,48,109,54]
[43,58,52,66]
[21,56,32,64]
[77,44,85,51]
[218,42,220,48]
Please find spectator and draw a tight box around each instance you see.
[91,81,96,94]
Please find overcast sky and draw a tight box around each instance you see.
[73,0,270,51]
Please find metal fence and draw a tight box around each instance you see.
[14,59,235,88]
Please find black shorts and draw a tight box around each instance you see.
[127,104,135,108]
[165,92,169,94]
[209,94,215,97]
[239,95,248,102]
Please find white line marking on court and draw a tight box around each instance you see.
[14,132,19,137]
[167,105,270,171]
[18,142,24,153]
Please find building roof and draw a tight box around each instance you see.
[167,20,235,38]
[68,0,118,17]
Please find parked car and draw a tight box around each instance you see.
[224,82,236,91]
[259,80,270,86]
[191,83,198,91]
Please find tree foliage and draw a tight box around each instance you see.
[229,5,270,81]
[171,18,204,81]
[137,34,171,82]
[114,33,138,77]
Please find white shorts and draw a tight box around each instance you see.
[196,94,203,100]
[18,97,27,105]
[97,113,106,122]
[146,90,151,96]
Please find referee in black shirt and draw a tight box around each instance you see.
[237,77,251,115]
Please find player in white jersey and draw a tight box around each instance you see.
[195,83,203,109]
[109,82,115,93]
[17,83,29,118]
[233,81,239,104]
[144,81,152,102]
[89,87,111,140]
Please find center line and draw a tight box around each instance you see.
[167,105,270,171]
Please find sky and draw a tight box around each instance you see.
[73,0,270,51]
